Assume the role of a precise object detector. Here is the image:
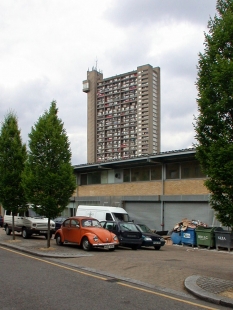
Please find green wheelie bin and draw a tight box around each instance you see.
[195,226,222,249]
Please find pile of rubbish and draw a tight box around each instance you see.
[173,218,208,232]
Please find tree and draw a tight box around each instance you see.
[22,101,76,247]
[194,0,233,229]
[0,112,27,239]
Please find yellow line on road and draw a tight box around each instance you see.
[118,283,219,310]
[0,246,220,309]
[0,246,106,280]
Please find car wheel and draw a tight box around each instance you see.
[131,245,138,250]
[82,237,92,251]
[22,228,29,239]
[5,226,12,235]
[154,246,161,250]
[55,234,63,245]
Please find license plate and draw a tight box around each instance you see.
[153,241,161,244]
[104,245,114,249]
[39,231,47,234]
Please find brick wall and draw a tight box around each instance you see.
[77,179,209,197]
[164,179,209,195]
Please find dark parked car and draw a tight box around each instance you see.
[0,215,3,227]
[53,217,67,231]
[136,224,165,250]
[101,220,142,250]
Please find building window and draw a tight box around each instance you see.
[151,165,162,180]
[123,169,130,182]
[166,163,180,179]
[80,174,87,185]
[181,161,206,179]
[131,167,150,182]
[87,172,101,184]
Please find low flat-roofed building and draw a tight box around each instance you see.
[72,148,220,232]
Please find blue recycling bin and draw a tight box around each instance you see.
[181,228,196,247]
[171,231,182,245]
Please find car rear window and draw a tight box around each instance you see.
[82,219,101,227]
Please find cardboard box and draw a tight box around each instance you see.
[164,237,173,245]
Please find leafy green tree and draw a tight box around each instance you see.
[194,0,233,229]
[0,112,27,239]
[22,101,76,247]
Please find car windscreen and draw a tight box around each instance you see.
[54,217,66,222]
[119,222,138,232]
[137,224,152,233]
[27,209,44,218]
[82,219,102,228]
[113,213,130,221]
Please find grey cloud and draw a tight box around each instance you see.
[161,112,196,151]
[0,78,86,165]
[159,43,202,80]
[104,31,151,73]
[105,0,217,28]
[0,78,51,137]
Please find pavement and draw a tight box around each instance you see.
[0,228,233,308]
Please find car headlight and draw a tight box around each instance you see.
[160,238,165,242]
[113,235,118,241]
[93,235,99,242]
[144,237,152,241]
[32,223,37,227]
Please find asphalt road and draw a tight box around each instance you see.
[0,246,227,310]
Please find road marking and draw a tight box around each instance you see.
[118,283,219,310]
[0,246,106,280]
[0,246,220,309]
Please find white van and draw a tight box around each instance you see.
[76,205,130,222]
[4,207,55,239]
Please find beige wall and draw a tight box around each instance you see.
[77,179,209,197]
[164,179,209,195]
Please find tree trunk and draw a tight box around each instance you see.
[12,214,15,240]
[47,218,50,248]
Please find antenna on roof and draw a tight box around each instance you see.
[95,56,98,71]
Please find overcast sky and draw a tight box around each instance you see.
[0,0,217,165]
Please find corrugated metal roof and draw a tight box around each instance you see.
[73,148,196,172]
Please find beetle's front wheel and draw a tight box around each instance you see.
[82,237,92,251]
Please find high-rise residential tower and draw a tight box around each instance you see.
[83,64,160,163]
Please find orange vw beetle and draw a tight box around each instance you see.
[54,216,119,251]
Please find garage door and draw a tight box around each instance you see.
[124,202,162,231]
[164,202,214,231]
